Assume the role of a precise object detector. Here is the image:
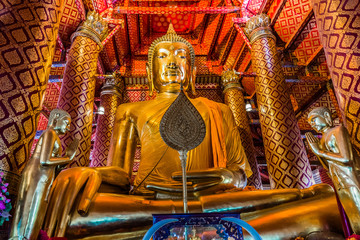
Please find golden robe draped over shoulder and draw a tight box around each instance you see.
[115,94,251,194]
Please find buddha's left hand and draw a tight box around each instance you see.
[146,168,247,195]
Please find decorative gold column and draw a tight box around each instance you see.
[312,0,360,154]
[0,0,63,193]
[222,70,263,189]
[57,12,108,167]
[244,14,314,189]
[90,73,124,167]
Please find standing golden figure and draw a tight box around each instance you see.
[40,25,343,240]
[10,109,79,240]
[306,107,360,234]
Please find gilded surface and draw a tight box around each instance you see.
[312,0,360,155]
[222,70,262,189]
[42,25,342,240]
[244,14,275,44]
[306,106,360,234]
[44,26,253,237]
[71,11,108,47]
[0,0,63,191]
[249,15,314,189]
[10,109,78,240]
[57,12,106,167]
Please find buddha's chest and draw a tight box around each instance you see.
[324,134,339,153]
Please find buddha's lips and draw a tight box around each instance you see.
[164,70,181,77]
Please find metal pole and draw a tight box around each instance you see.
[179,150,188,213]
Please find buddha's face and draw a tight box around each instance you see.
[55,116,71,134]
[150,42,194,93]
[308,114,329,133]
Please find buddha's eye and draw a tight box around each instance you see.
[158,55,165,59]
[179,55,186,59]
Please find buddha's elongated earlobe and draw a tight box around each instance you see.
[190,66,197,95]
[324,111,333,127]
[146,63,154,96]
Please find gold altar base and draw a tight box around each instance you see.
[72,230,148,240]
[62,185,342,240]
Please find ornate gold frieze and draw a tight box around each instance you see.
[244,14,275,44]
[71,11,108,47]
[101,73,124,99]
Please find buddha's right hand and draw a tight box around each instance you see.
[44,167,102,237]
[44,166,130,237]
[305,132,321,154]
[65,138,80,160]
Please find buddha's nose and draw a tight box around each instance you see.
[167,62,178,69]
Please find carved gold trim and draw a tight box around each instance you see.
[221,69,244,92]
[248,27,276,44]
[244,14,275,44]
[223,82,243,93]
[71,30,103,47]
[101,76,123,99]
[71,11,108,48]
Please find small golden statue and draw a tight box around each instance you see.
[10,109,79,240]
[306,106,360,234]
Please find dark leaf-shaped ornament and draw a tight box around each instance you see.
[160,91,206,151]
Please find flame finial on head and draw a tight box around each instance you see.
[167,22,176,35]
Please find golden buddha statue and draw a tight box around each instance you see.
[306,107,360,234]
[41,25,343,239]
[10,109,79,240]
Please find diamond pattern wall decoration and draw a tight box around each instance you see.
[0,0,63,184]
[274,0,312,43]
[37,113,49,131]
[288,16,322,65]
[58,0,82,45]
[44,83,61,111]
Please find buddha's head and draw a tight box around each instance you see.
[147,24,196,95]
[308,107,333,133]
[48,109,71,135]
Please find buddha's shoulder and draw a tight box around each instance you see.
[329,124,348,135]
[191,97,231,112]
[116,99,158,113]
